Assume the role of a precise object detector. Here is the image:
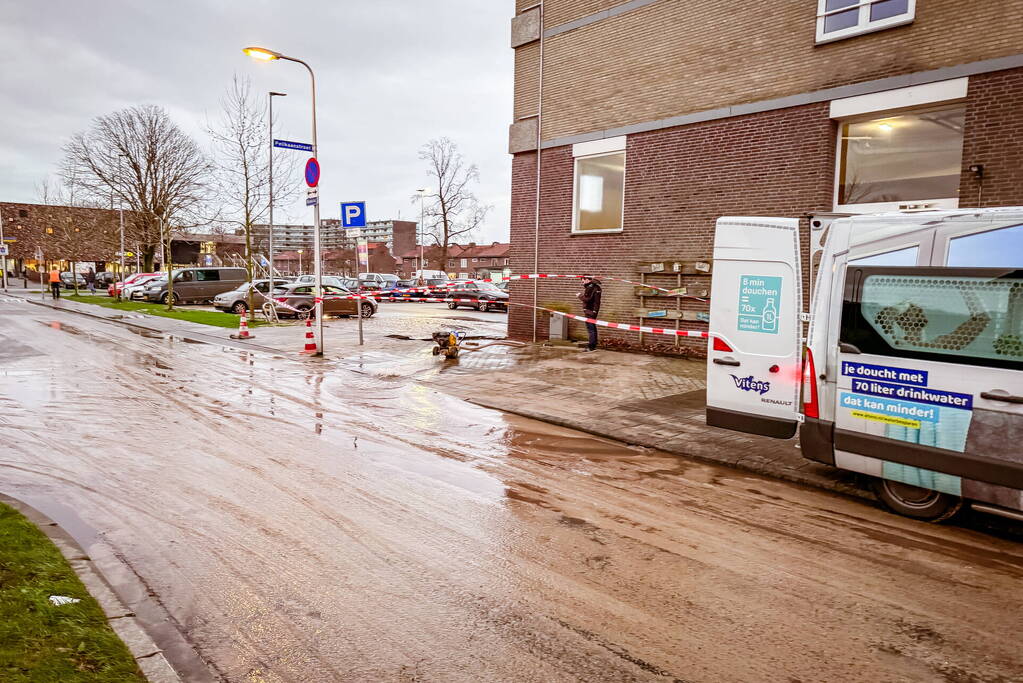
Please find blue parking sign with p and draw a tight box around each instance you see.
[340,202,367,228]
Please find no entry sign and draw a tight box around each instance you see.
[305,157,320,187]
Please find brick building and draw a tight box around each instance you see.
[396,242,512,280]
[508,0,1023,350]
[0,201,122,277]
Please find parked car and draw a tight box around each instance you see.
[212,278,287,314]
[294,275,360,291]
[271,282,377,319]
[446,280,509,312]
[60,272,86,289]
[143,267,248,304]
[394,277,450,300]
[112,273,161,299]
[95,272,117,287]
[494,280,510,292]
[123,276,165,300]
[359,273,400,288]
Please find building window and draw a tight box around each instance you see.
[836,106,964,211]
[573,151,626,233]
[504,259,509,266]
[19,209,28,218]
[460,258,468,268]
[816,0,915,44]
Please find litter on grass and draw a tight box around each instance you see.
[48,595,81,606]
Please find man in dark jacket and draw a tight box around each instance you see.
[577,275,602,352]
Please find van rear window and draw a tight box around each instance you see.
[841,267,1022,370]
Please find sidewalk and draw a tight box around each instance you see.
[429,344,869,500]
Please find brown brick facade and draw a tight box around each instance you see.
[509,102,836,347]
[516,0,1023,143]
[959,69,1023,208]
[509,67,1023,349]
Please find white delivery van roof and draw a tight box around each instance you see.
[841,207,1023,252]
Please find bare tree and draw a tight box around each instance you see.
[417,138,490,272]
[62,104,211,273]
[207,76,299,318]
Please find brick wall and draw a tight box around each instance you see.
[959,69,1023,208]
[513,41,540,119]
[509,101,837,347]
[529,0,1023,141]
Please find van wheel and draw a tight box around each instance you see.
[871,478,963,522]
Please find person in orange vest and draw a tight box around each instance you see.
[48,267,61,300]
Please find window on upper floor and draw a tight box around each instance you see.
[836,105,965,212]
[816,0,915,44]
[573,151,625,233]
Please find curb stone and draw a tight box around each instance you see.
[23,296,281,354]
[0,494,183,683]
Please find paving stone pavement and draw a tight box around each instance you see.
[430,344,869,501]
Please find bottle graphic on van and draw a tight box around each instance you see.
[761,297,778,332]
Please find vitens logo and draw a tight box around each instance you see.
[730,374,771,395]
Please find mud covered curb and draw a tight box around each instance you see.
[24,296,282,354]
[0,494,183,682]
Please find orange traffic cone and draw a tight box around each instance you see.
[300,318,317,354]
[230,313,255,340]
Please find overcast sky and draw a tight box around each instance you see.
[0,0,513,242]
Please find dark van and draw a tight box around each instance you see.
[144,267,248,304]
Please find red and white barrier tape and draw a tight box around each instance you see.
[304,294,710,340]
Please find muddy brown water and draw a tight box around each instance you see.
[1,303,1022,682]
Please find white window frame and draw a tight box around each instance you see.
[815,0,916,45]
[571,136,627,235]
[460,258,468,268]
[831,80,967,214]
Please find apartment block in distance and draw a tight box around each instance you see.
[508,0,1023,350]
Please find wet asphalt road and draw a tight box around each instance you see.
[1,298,1022,683]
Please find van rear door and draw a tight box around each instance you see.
[706,217,803,438]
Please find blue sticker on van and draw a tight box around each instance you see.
[841,361,928,386]
[850,379,973,410]
[737,275,781,334]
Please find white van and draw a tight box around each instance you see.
[706,209,1023,522]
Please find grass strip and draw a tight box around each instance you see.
[0,503,145,682]
[64,294,265,329]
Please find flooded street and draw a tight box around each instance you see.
[2,300,1022,683]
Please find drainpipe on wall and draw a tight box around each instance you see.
[532,2,544,343]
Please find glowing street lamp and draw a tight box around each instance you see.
[243,45,324,354]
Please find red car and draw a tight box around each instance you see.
[108,272,161,297]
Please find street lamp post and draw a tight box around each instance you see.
[117,153,126,300]
[416,188,426,281]
[298,249,303,274]
[244,46,324,355]
[268,91,287,297]
[0,208,8,293]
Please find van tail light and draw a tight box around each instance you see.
[712,336,733,352]
[801,346,819,419]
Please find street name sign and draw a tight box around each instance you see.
[306,188,319,206]
[273,139,314,152]
[305,158,320,187]
[340,201,367,228]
